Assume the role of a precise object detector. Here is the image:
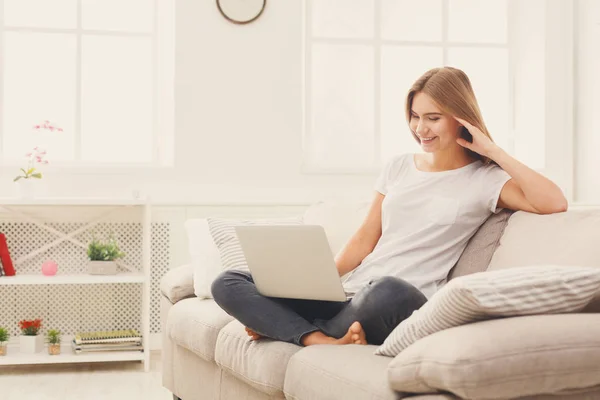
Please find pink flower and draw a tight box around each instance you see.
[43,160,49,164]
[33,120,63,133]
[25,152,32,157]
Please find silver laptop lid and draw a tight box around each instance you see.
[234,225,347,302]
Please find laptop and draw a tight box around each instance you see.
[234,225,348,302]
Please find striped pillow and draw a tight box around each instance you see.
[375,265,600,357]
[207,217,303,272]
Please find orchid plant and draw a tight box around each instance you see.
[13,146,48,182]
[13,120,62,182]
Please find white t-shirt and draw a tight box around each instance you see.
[342,153,512,299]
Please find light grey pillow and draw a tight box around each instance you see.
[447,208,513,280]
[207,217,303,271]
[375,265,600,358]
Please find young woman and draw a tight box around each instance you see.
[211,67,568,347]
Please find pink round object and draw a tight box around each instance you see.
[42,261,58,276]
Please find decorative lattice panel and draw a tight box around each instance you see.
[0,221,169,337]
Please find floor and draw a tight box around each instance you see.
[0,351,173,400]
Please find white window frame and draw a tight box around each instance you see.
[0,0,175,173]
[302,0,574,200]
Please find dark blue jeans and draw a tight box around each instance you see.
[211,270,428,346]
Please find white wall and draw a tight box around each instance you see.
[0,0,597,204]
[575,0,600,203]
[0,0,374,205]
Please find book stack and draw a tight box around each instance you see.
[72,329,143,354]
[0,233,16,277]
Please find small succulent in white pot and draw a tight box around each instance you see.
[87,235,126,275]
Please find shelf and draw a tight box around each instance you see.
[0,343,144,366]
[0,273,145,285]
[0,197,147,206]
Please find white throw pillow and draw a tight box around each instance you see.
[375,265,600,357]
[185,219,224,299]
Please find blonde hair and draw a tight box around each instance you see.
[406,67,495,165]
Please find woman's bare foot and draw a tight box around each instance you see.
[245,327,263,341]
[301,321,367,346]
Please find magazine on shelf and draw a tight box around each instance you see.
[71,340,143,354]
[74,329,142,345]
[73,341,143,350]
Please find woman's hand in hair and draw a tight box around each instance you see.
[453,116,497,158]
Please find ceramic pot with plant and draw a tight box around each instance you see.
[19,319,43,354]
[46,329,62,355]
[87,235,126,275]
[12,122,61,199]
[0,327,9,356]
[13,147,48,200]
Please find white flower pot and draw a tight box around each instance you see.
[88,260,118,275]
[15,179,36,199]
[20,335,44,354]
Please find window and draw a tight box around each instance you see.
[303,0,558,177]
[0,0,174,168]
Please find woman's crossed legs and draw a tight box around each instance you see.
[211,270,427,346]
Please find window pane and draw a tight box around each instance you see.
[381,0,443,42]
[381,46,443,164]
[82,0,154,33]
[4,0,77,29]
[448,0,507,44]
[447,48,510,152]
[3,32,77,162]
[81,36,153,163]
[311,0,374,39]
[308,44,374,169]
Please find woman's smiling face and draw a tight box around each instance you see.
[409,92,463,153]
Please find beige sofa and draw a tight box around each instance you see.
[160,205,600,400]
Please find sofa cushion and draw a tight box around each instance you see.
[388,314,600,399]
[488,208,600,270]
[284,346,459,400]
[166,298,233,362]
[284,345,401,400]
[447,209,513,280]
[376,265,600,357]
[214,320,302,396]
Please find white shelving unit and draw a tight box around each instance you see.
[0,273,145,285]
[0,338,144,366]
[0,197,152,372]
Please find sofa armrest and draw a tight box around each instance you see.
[160,264,195,304]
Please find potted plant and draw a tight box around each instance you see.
[13,147,48,199]
[87,235,126,275]
[0,327,9,356]
[19,318,43,354]
[13,121,62,199]
[46,329,62,355]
